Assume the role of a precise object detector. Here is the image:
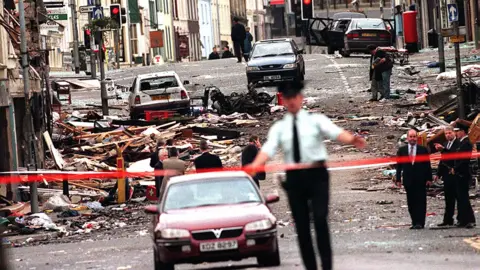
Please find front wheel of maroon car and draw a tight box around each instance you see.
[257,242,281,267]
[154,252,174,270]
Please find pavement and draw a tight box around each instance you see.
[6,47,480,269]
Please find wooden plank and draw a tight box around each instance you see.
[43,131,66,170]
[73,125,156,140]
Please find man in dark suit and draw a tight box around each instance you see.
[452,124,476,228]
[242,136,266,187]
[150,139,165,168]
[434,125,459,226]
[231,17,246,63]
[396,129,433,229]
[194,140,223,171]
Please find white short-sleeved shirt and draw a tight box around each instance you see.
[261,109,343,163]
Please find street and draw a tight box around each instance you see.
[7,51,480,269]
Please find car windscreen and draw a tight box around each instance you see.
[352,20,386,30]
[139,76,179,91]
[163,177,261,211]
[251,42,294,58]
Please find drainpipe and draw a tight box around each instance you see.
[216,0,221,46]
[8,100,19,201]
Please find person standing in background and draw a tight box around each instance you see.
[434,126,459,227]
[159,147,187,198]
[150,139,165,168]
[243,27,253,62]
[231,17,246,63]
[452,124,476,228]
[395,129,432,229]
[241,135,265,187]
[194,140,223,171]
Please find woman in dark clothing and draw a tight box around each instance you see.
[243,27,253,62]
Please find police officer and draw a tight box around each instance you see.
[249,82,366,270]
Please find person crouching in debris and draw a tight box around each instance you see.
[395,129,432,229]
[434,125,459,227]
[248,81,366,270]
[452,124,476,228]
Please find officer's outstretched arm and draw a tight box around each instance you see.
[337,130,366,149]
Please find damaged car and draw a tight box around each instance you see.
[128,71,191,119]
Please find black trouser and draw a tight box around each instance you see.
[284,167,331,270]
[456,175,476,225]
[233,41,244,62]
[442,174,457,224]
[405,184,427,226]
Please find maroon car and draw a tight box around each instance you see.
[145,171,281,270]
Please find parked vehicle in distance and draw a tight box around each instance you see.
[128,71,190,119]
[145,171,281,270]
[343,18,393,57]
[307,11,367,54]
[246,38,305,84]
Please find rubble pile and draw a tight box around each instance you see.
[1,109,275,245]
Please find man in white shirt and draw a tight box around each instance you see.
[249,82,365,270]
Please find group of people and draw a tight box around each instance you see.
[368,44,394,102]
[208,17,254,63]
[149,135,266,200]
[396,127,476,229]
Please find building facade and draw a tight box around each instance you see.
[211,0,232,48]
[246,0,266,42]
[198,0,214,58]
[173,0,202,61]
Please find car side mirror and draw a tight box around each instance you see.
[297,49,304,54]
[144,205,159,214]
[265,194,280,204]
[183,80,190,85]
[129,87,134,92]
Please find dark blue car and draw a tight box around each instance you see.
[246,39,305,85]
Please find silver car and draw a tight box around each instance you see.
[128,71,191,119]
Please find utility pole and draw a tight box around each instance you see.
[114,30,120,69]
[125,2,133,67]
[70,0,80,74]
[452,1,465,119]
[285,0,290,36]
[216,0,221,47]
[88,13,97,78]
[93,0,109,116]
[19,0,38,213]
[326,0,330,18]
[436,0,445,72]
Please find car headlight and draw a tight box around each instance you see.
[159,228,190,239]
[245,219,273,232]
[246,66,260,71]
[283,63,297,69]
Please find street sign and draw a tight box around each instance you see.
[79,6,94,13]
[447,3,458,22]
[450,35,465,43]
[47,14,68,20]
[93,7,103,19]
[441,26,467,37]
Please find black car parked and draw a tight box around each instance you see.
[343,18,393,57]
[246,39,305,85]
[306,11,394,56]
